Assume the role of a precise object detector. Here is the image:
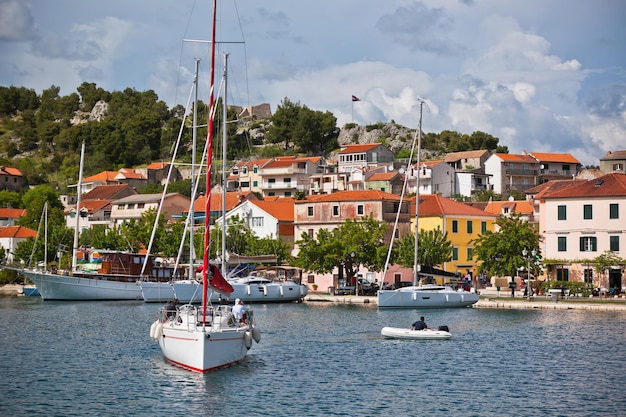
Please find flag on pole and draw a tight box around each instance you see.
[352,95,361,102]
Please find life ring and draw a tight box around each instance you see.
[244,331,253,349]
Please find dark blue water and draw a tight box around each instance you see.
[1,296,625,417]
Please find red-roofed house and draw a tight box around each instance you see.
[80,169,147,193]
[417,194,498,279]
[365,170,404,194]
[191,191,258,225]
[294,190,412,289]
[227,158,272,193]
[337,143,394,173]
[0,166,27,192]
[537,172,626,292]
[0,208,27,226]
[485,153,541,196]
[217,197,296,245]
[260,156,325,198]
[0,225,37,263]
[141,162,182,185]
[527,151,582,183]
[64,185,138,231]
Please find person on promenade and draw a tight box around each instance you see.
[411,316,430,331]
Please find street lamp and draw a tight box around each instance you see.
[522,248,536,301]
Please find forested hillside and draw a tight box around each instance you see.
[0,83,507,191]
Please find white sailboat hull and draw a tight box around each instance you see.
[15,268,142,301]
[381,326,452,340]
[155,306,253,372]
[377,285,479,308]
[172,279,308,304]
[140,281,175,303]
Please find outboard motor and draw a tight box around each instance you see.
[438,325,449,332]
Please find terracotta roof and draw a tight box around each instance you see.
[525,179,581,198]
[147,162,169,169]
[194,192,256,213]
[233,158,272,169]
[528,152,581,164]
[115,170,146,180]
[296,190,401,203]
[82,184,137,200]
[0,166,23,176]
[263,156,321,169]
[0,225,37,238]
[339,143,384,154]
[251,198,294,221]
[483,200,534,215]
[494,153,537,163]
[416,194,499,218]
[0,208,27,219]
[443,150,489,162]
[366,172,399,181]
[600,150,626,161]
[66,200,111,214]
[83,171,120,182]
[539,173,626,198]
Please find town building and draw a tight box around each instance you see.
[599,150,626,174]
[0,166,27,192]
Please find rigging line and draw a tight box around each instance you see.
[233,0,250,109]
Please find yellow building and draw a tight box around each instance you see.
[413,195,498,281]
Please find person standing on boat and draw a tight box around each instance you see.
[232,298,249,324]
[164,298,179,320]
[411,316,429,331]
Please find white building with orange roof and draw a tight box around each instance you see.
[526,151,582,183]
[79,169,147,193]
[538,172,626,293]
[484,153,541,196]
[226,158,272,193]
[0,225,37,263]
[0,208,27,226]
[259,156,325,198]
[337,143,394,173]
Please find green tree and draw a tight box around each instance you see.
[394,226,453,269]
[471,214,541,277]
[294,215,388,290]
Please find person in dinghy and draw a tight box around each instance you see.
[410,316,432,331]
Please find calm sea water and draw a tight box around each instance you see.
[1,296,625,417]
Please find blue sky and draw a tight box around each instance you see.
[1,0,625,166]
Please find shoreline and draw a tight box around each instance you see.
[304,292,626,311]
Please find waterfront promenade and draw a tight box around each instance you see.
[305,291,626,311]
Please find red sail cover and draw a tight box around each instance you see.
[206,264,234,297]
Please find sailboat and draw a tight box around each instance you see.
[377,101,479,309]
[152,3,260,372]
[3,141,167,301]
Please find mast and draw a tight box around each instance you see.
[202,0,218,311]
[72,139,85,271]
[221,53,229,276]
[189,58,200,280]
[413,101,424,285]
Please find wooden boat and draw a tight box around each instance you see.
[381,326,452,340]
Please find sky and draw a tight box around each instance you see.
[1,0,625,166]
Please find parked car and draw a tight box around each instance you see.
[357,279,379,295]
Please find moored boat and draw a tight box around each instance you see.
[378,283,479,308]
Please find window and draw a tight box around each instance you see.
[452,247,459,261]
[253,167,258,174]
[584,268,593,284]
[251,217,264,227]
[137,203,145,209]
[583,204,592,220]
[284,192,291,197]
[562,164,570,171]
[466,247,473,260]
[127,204,135,209]
[558,236,567,252]
[557,205,566,220]
[466,220,473,234]
[357,205,364,215]
[556,268,569,281]
[481,221,487,233]
[610,203,619,219]
[332,205,340,216]
[610,236,620,252]
[284,178,291,183]
[452,220,458,233]
[268,178,275,183]
[241,181,250,188]
[242,167,248,174]
[307,229,313,237]
[117,204,124,209]
[268,192,275,196]
[394,229,399,239]
[579,236,597,252]
[613,163,624,171]
[307,206,314,216]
